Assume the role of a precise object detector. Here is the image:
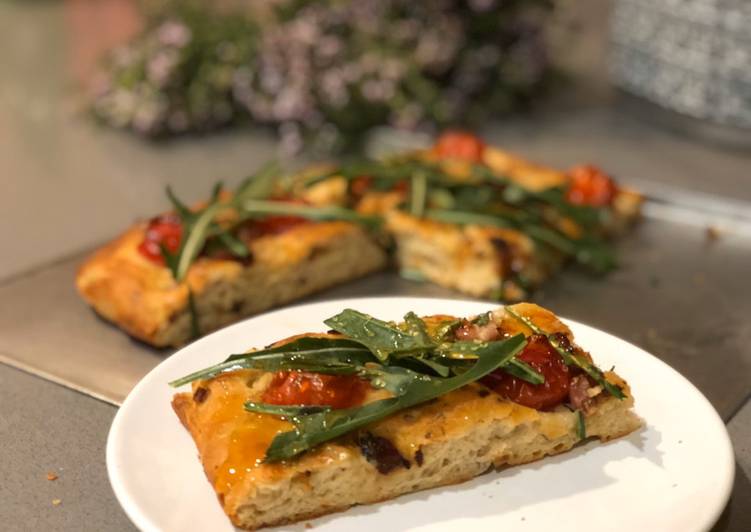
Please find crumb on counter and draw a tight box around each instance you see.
[705,226,721,242]
[52,499,61,506]
[46,472,58,481]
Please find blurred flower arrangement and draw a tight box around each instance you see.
[92,0,555,150]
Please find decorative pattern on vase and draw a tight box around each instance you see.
[610,0,751,129]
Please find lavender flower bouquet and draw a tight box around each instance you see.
[92,0,554,150]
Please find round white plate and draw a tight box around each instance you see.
[107,297,734,532]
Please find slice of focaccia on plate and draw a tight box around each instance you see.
[171,302,642,530]
[76,193,387,347]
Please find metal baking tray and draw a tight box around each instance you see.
[1,184,749,418]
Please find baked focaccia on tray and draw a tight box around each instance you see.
[76,194,387,347]
[297,131,642,300]
[77,131,641,346]
[171,302,642,530]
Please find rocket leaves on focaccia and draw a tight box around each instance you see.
[171,305,625,461]
[256,333,527,461]
[324,309,436,362]
[169,337,376,387]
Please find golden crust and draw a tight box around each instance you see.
[172,303,642,529]
[76,221,387,347]
[386,211,554,300]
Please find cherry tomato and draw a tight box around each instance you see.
[262,371,370,409]
[433,131,485,163]
[565,165,618,207]
[237,214,310,243]
[137,214,183,265]
[350,176,373,200]
[481,335,570,410]
[254,215,310,235]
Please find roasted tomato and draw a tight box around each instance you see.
[254,215,310,235]
[565,164,618,207]
[236,199,310,243]
[481,334,570,410]
[262,371,370,409]
[350,176,374,200]
[433,131,485,163]
[137,214,183,265]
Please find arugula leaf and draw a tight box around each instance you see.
[358,364,421,395]
[174,202,223,281]
[244,403,331,417]
[214,229,250,258]
[401,312,432,345]
[166,186,195,221]
[504,307,625,399]
[505,359,544,384]
[577,410,587,439]
[234,161,280,203]
[263,333,527,461]
[324,309,434,362]
[409,171,427,217]
[430,318,461,342]
[158,242,180,280]
[240,200,379,227]
[169,337,375,387]
[396,356,452,377]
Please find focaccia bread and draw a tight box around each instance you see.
[77,220,386,347]
[172,302,642,529]
[299,132,643,300]
[77,131,642,345]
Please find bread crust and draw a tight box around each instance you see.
[172,303,643,530]
[76,221,387,347]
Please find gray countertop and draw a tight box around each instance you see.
[1,0,750,530]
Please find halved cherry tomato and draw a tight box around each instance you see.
[350,176,374,200]
[433,131,485,163]
[137,214,183,265]
[236,214,310,243]
[481,334,570,410]
[565,164,618,207]
[262,371,370,409]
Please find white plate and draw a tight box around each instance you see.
[107,297,734,532]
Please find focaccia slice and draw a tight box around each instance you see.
[76,220,386,347]
[172,302,642,529]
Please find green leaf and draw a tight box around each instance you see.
[503,307,625,399]
[234,161,280,203]
[240,200,379,228]
[169,337,375,387]
[215,229,250,258]
[158,242,180,280]
[324,309,434,362]
[409,171,427,217]
[175,202,223,281]
[397,356,452,377]
[577,410,587,439]
[401,312,432,346]
[209,181,223,204]
[263,333,527,461]
[244,402,331,417]
[504,358,545,385]
[358,364,421,395]
[430,318,461,342]
[166,186,195,221]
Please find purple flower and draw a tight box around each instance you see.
[158,21,192,47]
